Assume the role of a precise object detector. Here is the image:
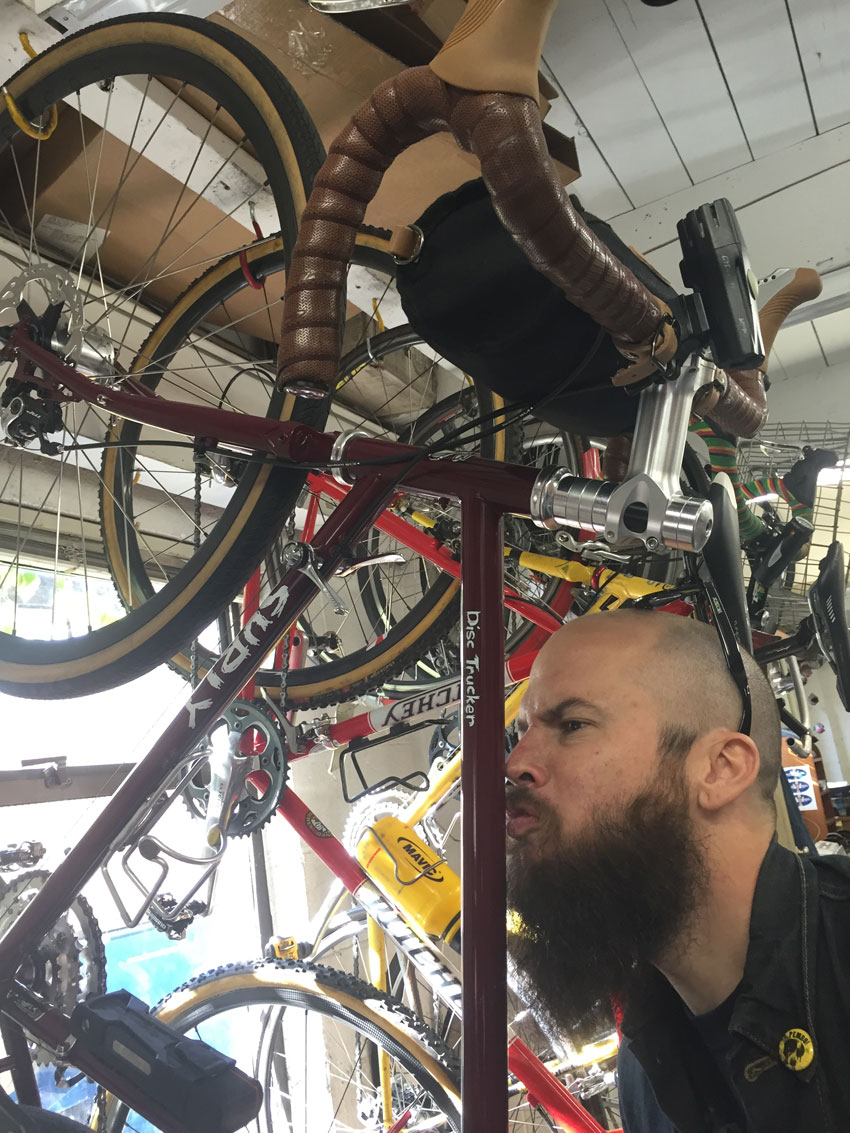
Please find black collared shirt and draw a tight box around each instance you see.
[618,838,850,1132]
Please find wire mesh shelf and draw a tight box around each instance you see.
[736,423,850,628]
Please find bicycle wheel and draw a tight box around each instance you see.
[303,778,614,1132]
[306,907,616,1131]
[88,228,578,705]
[0,14,324,698]
[109,230,576,706]
[103,959,461,1133]
[82,234,470,695]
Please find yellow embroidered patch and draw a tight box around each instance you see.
[779,1029,814,1072]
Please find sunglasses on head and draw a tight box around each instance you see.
[702,582,753,736]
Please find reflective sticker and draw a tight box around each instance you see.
[779,1028,815,1071]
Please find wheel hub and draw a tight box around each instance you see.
[0,263,115,378]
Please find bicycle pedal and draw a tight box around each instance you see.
[70,990,261,1133]
[265,934,302,960]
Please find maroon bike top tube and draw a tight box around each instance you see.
[10,326,540,516]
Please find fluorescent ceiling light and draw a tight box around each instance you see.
[817,460,850,486]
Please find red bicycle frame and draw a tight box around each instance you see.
[0,325,553,1132]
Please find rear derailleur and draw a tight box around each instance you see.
[0,378,63,454]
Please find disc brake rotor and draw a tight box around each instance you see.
[0,263,116,376]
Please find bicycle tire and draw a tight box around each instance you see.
[103,958,461,1133]
[90,234,576,708]
[304,903,616,1131]
[0,14,324,698]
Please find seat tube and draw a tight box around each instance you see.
[460,491,508,1132]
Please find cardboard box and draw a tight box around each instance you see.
[0,106,281,343]
[0,2,580,356]
[216,0,579,231]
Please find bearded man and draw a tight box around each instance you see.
[505,609,850,1132]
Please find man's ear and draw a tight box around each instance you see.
[693,730,761,812]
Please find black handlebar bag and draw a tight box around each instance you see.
[395,178,678,437]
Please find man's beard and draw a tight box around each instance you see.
[506,765,708,1040]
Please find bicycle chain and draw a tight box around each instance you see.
[96,1084,107,1130]
[276,512,297,709]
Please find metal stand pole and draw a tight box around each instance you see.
[0,1017,40,1106]
[460,493,507,1131]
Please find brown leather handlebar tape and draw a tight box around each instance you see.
[702,267,822,437]
[758,267,822,372]
[431,0,557,100]
[277,70,676,393]
[707,368,768,439]
[277,69,453,392]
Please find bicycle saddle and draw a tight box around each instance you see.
[808,541,850,710]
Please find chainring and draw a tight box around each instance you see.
[341,788,414,854]
[0,870,106,1068]
[182,699,289,837]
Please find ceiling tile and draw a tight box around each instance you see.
[604,0,751,183]
[697,0,816,158]
[787,0,850,133]
[544,0,691,206]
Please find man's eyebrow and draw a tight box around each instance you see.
[538,697,602,726]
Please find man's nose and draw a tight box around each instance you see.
[505,732,548,787]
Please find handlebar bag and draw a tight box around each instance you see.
[395,177,678,437]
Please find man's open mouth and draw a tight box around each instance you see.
[505,798,539,839]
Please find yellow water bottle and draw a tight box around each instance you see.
[356,816,461,949]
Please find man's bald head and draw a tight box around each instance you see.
[534,610,781,810]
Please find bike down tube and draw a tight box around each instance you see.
[0,469,406,984]
[460,490,508,1133]
[508,1037,615,1133]
[239,568,262,701]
